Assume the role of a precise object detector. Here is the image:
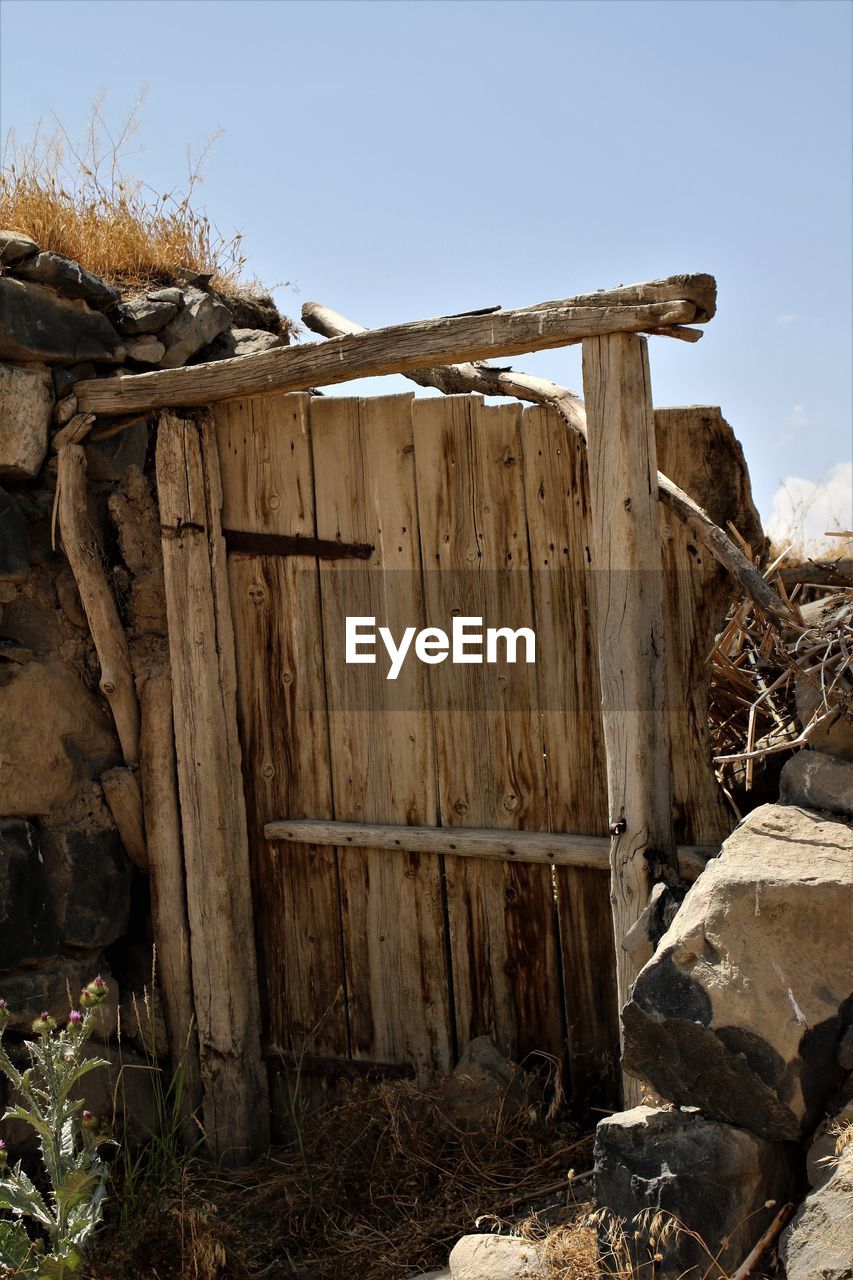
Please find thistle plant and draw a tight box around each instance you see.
[0,978,113,1278]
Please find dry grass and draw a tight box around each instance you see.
[1,90,253,291]
[85,1076,595,1280]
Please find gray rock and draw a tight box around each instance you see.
[202,327,284,361]
[437,1036,537,1130]
[449,1234,543,1280]
[125,335,166,365]
[84,418,148,481]
[11,252,119,308]
[0,819,59,966]
[0,278,126,364]
[0,230,39,265]
[0,659,120,815]
[622,804,853,1142]
[0,954,95,1031]
[172,267,213,290]
[107,297,178,336]
[51,362,96,399]
[219,290,284,335]
[594,1106,799,1280]
[158,288,231,368]
[781,750,853,817]
[147,287,184,306]
[780,1142,853,1280]
[41,819,132,950]
[0,363,53,479]
[0,488,29,581]
[798,682,853,762]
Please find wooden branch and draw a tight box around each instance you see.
[101,767,148,870]
[156,411,269,1164]
[729,1203,794,1280]
[138,672,202,1126]
[301,302,791,631]
[582,333,676,1109]
[57,443,140,765]
[75,275,714,416]
[264,818,712,882]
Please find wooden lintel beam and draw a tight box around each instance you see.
[223,528,374,560]
[264,818,712,883]
[75,274,715,416]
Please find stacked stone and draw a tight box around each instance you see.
[0,229,291,1153]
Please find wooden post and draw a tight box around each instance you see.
[581,333,677,1107]
[156,412,269,1163]
[138,672,202,1126]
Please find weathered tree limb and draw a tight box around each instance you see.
[75,275,714,416]
[583,333,676,1108]
[101,767,148,870]
[56,444,140,765]
[264,817,712,882]
[301,303,792,631]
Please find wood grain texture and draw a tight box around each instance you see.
[76,282,708,416]
[412,394,562,1063]
[214,394,348,1061]
[138,671,202,1122]
[519,404,619,1101]
[582,335,676,1105]
[263,819,711,881]
[310,393,451,1078]
[156,412,269,1162]
[57,443,140,765]
[654,408,743,847]
[100,767,147,870]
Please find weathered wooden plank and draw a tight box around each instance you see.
[263,818,711,881]
[310,393,452,1079]
[581,334,677,1107]
[76,280,708,416]
[519,403,620,1101]
[156,411,269,1162]
[214,393,348,1061]
[654,407,744,847]
[412,394,562,1062]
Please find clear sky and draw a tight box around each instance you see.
[2,0,851,546]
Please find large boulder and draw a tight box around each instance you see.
[0,659,120,815]
[780,750,853,818]
[0,819,59,966]
[0,278,125,364]
[594,1106,799,1280]
[780,1141,853,1280]
[0,230,39,266]
[40,804,132,950]
[622,804,853,1142]
[0,363,53,480]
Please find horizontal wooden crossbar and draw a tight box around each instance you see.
[264,818,714,882]
[75,273,715,416]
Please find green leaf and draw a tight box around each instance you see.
[0,1163,55,1226]
[2,1104,54,1148]
[0,1216,37,1268]
[53,1167,99,1219]
[38,1250,82,1279]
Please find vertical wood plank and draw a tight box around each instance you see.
[310,393,452,1078]
[581,335,676,1105]
[214,394,348,1062]
[654,407,745,847]
[412,395,562,1063]
[520,405,620,1102]
[156,411,269,1163]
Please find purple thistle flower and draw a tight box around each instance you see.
[68,1010,82,1024]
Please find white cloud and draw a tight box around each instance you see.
[765,462,853,555]
[774,312,801,327]
[777,402,817,448]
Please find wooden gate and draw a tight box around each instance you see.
[210,390,733,1122]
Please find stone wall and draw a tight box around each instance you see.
[0,229,293,1146]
